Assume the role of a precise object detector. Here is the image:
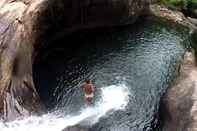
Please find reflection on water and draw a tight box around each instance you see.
[33,17,190,131]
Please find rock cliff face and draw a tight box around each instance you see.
[160,49,197,131]
[150,4,197,31]
[0,0,151,121]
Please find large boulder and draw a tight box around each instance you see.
[150,4,197,31]
[0,0,151,121]
[160,49,197,131]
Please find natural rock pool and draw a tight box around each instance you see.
[0,17,191,131]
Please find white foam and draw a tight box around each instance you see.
[0,84,129,131]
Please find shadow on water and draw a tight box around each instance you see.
[33,16,191,131]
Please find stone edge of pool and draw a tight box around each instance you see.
[1,0,197,131]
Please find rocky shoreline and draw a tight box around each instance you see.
[1,0,197,130]
[150,4,197,31]
[159,49,197,131]
[149,3,197,131]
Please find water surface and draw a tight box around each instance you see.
[32,17,190,131]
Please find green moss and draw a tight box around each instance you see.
[160,0,197,13]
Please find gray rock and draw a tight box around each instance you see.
[160,49,197,131]
[62,124,89,131]
[188,17,197,26]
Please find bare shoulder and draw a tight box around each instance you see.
[81,82,86,88]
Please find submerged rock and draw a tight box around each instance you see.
[160,49,197,131]
[0,0,151,121]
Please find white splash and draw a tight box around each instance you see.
[0,84,129,131]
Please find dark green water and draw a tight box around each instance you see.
[33,17,190,131]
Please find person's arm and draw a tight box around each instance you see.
[92,85,95,92]
[88,84,94,92]
[80,82,85,89]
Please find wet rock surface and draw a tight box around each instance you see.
[150,4,197,31]
[62,125,89,131]
[160,49,197,131]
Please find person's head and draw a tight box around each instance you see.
[84,79,91,84]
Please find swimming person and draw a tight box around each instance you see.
[81,79,95,104]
